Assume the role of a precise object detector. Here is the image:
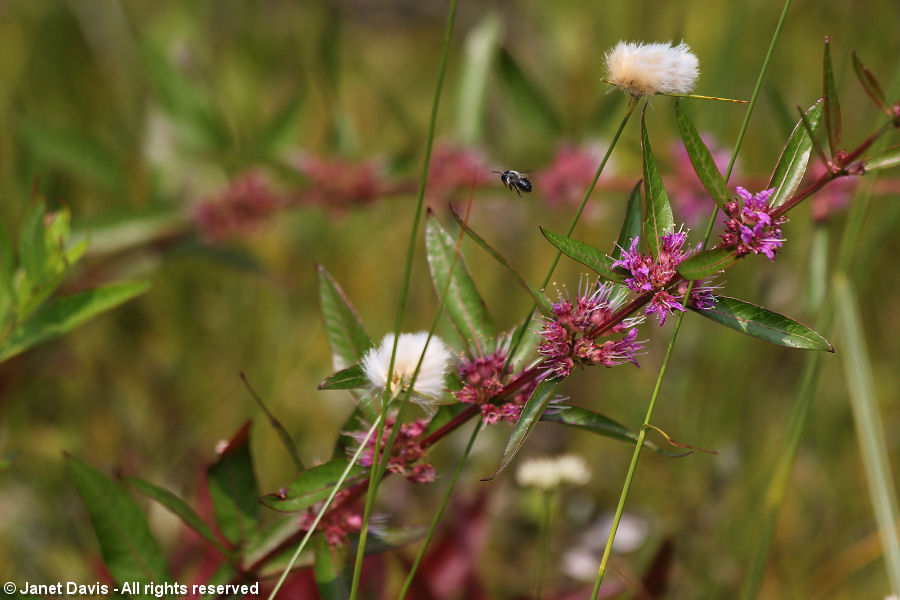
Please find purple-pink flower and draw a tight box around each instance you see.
[297,489,363,547]
[454,350,537,425]
[720,187,786,261]
[612,232,717,324]
[537,282,644,378]
[348,416,435,484]
[192,173,281,242]
[535,144,602,207]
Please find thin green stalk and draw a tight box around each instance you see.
[265,415,381,600]
[348,0,459,596]
[507,95,639,366]
[397,421,481,599]
[534,488,556,599]
[834,274,900,594]
[590,3,792,595]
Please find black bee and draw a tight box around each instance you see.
[494,169,532,196]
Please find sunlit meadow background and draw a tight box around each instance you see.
[1,1,899,598]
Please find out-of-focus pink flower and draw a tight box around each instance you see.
[297,490,364,547]
[296,154,383,211]
[192,172,281,242]
[427,143,491,201]
[807,162,856,222]
[535,144,602,207]
[348,416,435,484]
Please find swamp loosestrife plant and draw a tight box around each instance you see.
[62,24,900,600]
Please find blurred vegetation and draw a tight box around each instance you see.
[0,1,899,598]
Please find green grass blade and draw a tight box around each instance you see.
[454,13,501,144]
[834,274,900,595]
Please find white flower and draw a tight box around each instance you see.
[361,332,451,400]
[605,41,699,96]
[516,454,591,490]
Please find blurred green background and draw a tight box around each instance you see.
[1,1,899,598]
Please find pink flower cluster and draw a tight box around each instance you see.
[613,232,716,325]
[538,283,643,378]
[720,187,786,261]
[192,173,281,242]
[350,416,435,484]
[298,489,362,547]
[535,144,601,207]
[297,155,382,212]
[454,350,537,425]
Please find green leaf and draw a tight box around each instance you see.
[317,265,371,371]
[690,296,834,352]
[206,421,260,547]
[612,180,644,260]
[805,225,829,314]
[675,103,729,209]
[676,248,736,280]
[126,477,230,557]
[455,13,501,144]
[0,281,150,363]
[541,404,685,457]
[852,51,888,114]
[66,455,171,591]
[640,107,674,257]
[259,459,366,513]
[0,221,14,299]
[425,213,495,350]
[497,48,561,135]
[768,99,824,208]
[315,536,349,600]
[540,228,624,283]
[318,364,369,391]
[450,207,553,317]
[15,118,125,193]
[822,37,842,155]
[484,377,562,481]
[796,103,831,169]
[865,145,900,172]
[18,202,47,285]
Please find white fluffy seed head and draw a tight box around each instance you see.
[605,41,699,96]
[516,454,591,490]
[361,332,451,401]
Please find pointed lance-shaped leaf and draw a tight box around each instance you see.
[612,180,643,260]
[541,404,687,457]
[540,228,624,283]
[852,51,889,114]
[425,213,495,351]
[677,248,736,280]
[66,455,172,586]
[864,145,900,172]
[319,364,369,391]
[823,36,842,156]
[317,264,371,372]
[206,420,260,546]
[675,103,729,209]
[449,207,554,317]
[640,106,674,257]
[259,458,366,513]
[768,99,824,208]
[497,48,562,136]
[482,376,562,481]
[690,296,834,352]
[797,104,831,170]
[0,281,150,363]
[126,477,231,557]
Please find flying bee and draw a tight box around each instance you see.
[493,169,532,196]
